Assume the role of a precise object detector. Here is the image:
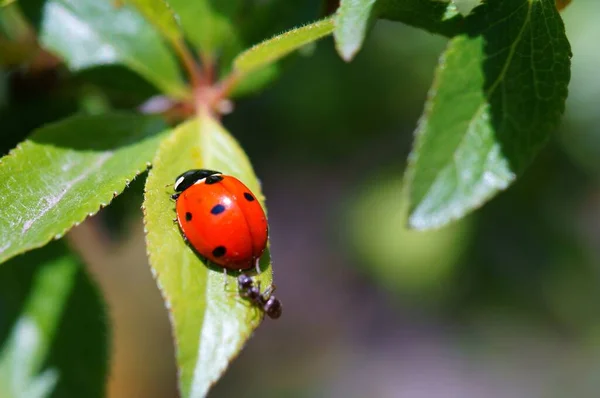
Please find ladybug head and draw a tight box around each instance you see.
[174,169,221,192]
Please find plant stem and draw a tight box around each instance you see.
[172,39,203,89]
[216,72,241,99]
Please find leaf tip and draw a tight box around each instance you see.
[334,41,360,62]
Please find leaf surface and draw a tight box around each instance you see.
[407,0,571,229]
[334,0,463,61]
[0,243,107,398]
[166,0,241,57]
[143,114,273,398]
[0,113,167,264]
[233,17,334,76]
[123,0,182,43]
[39,0,187,98]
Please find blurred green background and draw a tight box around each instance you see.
[2,1,600,397]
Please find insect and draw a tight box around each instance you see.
[237,273,282,319]
[172,169,268,271]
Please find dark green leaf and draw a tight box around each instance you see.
[0,113,168,264]
[378,0,463,35]
[144,114,273,398]
[44,250,108,398]
[0,242,107,398]
[39,0,188,98]
[407,0,571,229]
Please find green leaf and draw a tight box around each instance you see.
[39,0,188,98]
[144,114,273,398]
[407,0,571,229]
[43,250,108,398]
[233,17,334,77]
[0,242,108,398]
[0,112,168,264]
[122,0,182,43]
[334,0,463,61]
[378,0,463,35]
[333,0,378,62]
[166,0,241,57]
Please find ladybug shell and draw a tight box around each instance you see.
[175,175,268,270]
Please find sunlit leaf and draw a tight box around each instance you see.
[39,0,188,98]
[0,113,167,264]
[143,114,273,397]
[407,0,571,229]
[333,0,377,61]
[233,17,334,77]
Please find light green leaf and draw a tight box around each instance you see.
[333,0,378,61]
[0,242,108,398]
[233,17,334,76]
[166,0,241,57]
[407,0,571,229]
[334,0,463,61]
[123,0,182,43]
[144,114,273,398]
[0,113,168,264]
[451,0,483,15]
[39,0,188,98]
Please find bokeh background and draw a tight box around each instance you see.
[2,1,600,397]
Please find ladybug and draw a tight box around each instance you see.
[171,169,268,271]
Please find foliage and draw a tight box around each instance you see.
[0,0,573,396]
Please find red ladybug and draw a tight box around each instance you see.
[171,169,268,271]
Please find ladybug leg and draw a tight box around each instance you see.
[222,268,229,289]
[170,193,180,200]
[254,257,261,275]
[263,283,277,298]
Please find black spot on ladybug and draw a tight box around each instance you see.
[211,204,225,215]
[243,192,255,202]
[205,175,224,185]
[212,246,227,257]
[185,212,192,221]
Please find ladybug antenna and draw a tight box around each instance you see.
[165,182,174,188]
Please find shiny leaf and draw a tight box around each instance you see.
[39,0,188,98]
[407,0,571,229]
[0,113,167,264]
